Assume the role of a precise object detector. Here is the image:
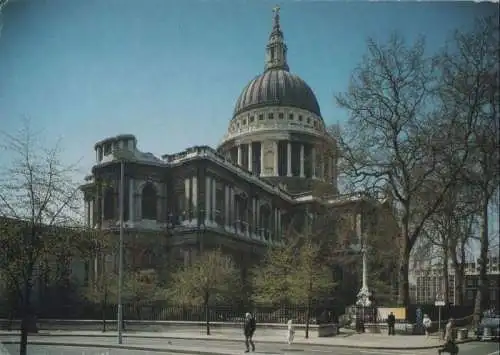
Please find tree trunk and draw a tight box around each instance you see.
[473,197,490,327]
[204,292,210,336]
[305,297,311,339]
[101,289,107,332]
[443,244,450,305]
[451,241,466,306]
[19,278,34,355]
[397,237,411,307]
[452,258,464,306]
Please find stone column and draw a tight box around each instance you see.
[192,177,197,215]
[224,185,230,228]
[311,146,316,178]
[260,143,265,177]
[287,142,292,177]
[237,145,242,166]
[100,189,105,222]
[84,201,89,227]
[211,178,216,221]
[256,200,260,239]
[230,187,235,230]
[273,141,279,176]
[252,197,257,237]
[89,199,94,227]
[248,143,253,172]
[205,176,211,223]
[277,209,281,240]
[128,178,134,222]
[300,144,305,177]
[184,178,190,222]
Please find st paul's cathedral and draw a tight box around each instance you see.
[80,8,399,297]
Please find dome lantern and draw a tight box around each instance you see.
[265,5,289,72]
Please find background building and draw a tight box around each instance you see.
[412,254,500,306]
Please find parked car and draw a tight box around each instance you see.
[476,312,500,341]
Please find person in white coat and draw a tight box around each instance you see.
[287,319,295,345]
[422,314,432,337]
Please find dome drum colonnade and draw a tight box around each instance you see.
[218,6,338,189]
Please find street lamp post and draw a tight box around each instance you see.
[117,158,125,344]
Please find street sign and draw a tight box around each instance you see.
[435,300,446,306]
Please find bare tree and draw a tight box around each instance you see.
[437,16,499,324]
[0,121,87,355]
[336,24,488,305]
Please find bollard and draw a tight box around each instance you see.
[482,326,491,341]
[457,328,468,340]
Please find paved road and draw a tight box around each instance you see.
[1,337,498,355]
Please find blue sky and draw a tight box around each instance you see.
[0,0,496,178]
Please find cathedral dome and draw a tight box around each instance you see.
[233,69,321,118]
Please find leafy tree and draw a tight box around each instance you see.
[252,213,336,339]
[251,243,294,305]
[122,269,164,316]
[81,268,116,332]
[166,249,241,335]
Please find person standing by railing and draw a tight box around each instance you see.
[387,312,396,336]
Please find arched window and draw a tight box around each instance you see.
[103,188,115,220]
[141,183,157,220]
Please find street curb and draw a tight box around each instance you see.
[0,340,224,355]
[0,334,477,350]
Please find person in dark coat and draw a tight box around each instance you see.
[244,312,256,353]
[387,312,396,336]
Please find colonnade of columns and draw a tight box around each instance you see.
[200,175,283,242]
[89,172,285,244]
[235,140,329,179]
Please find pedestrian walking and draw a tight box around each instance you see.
[387,312,396,336]
[243,312,256,353]
[438,318,458,355]
[286,319,295,345]
[423,314,432,337]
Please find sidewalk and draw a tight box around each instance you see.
[0,329,475,350]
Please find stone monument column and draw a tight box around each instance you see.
[273,141,279,176]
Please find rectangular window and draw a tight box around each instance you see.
[268,113,274,119]
[103,143,112,155]
[288,114,293,120]
[278,113,284,119]
[259,114,264,120]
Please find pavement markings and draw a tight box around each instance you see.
[485,351,499,355]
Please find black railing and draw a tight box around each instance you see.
[0,302,335,324]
